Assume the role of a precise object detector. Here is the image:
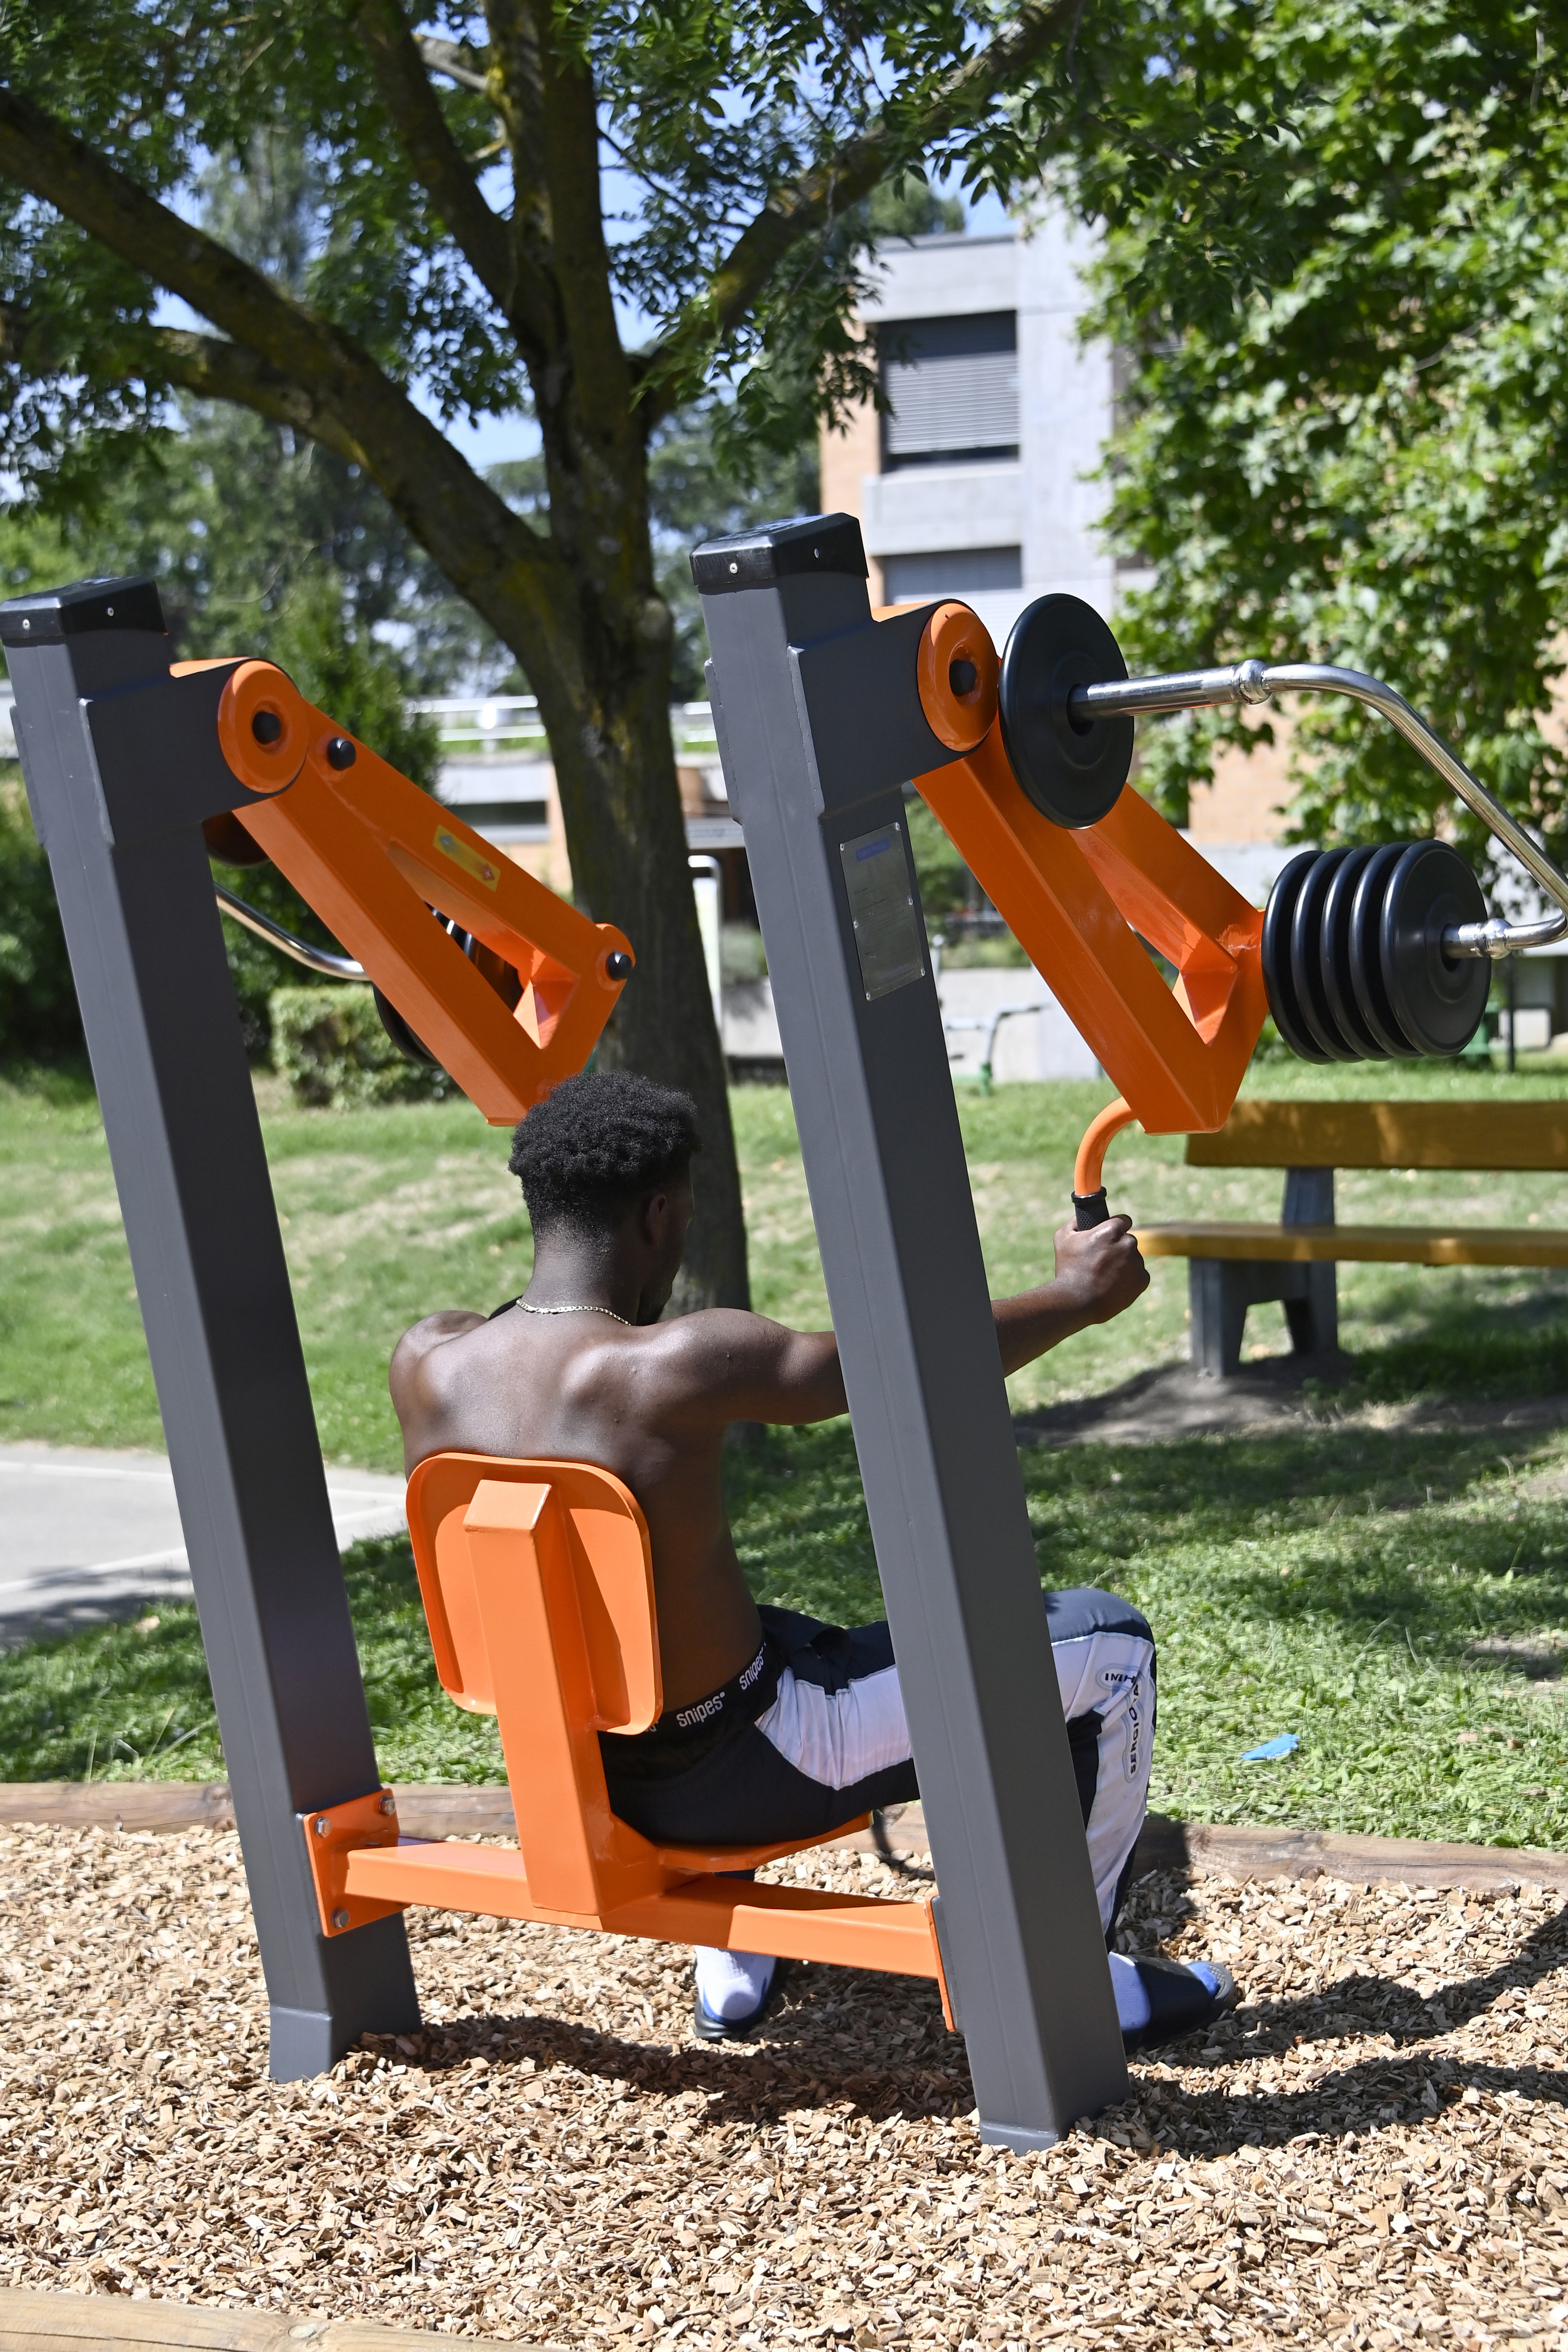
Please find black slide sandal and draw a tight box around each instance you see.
[1122,1957,1238,2056]
[692,1958,793,2043]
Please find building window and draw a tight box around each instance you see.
[882,547,1023,602]
[879,312,1018,469]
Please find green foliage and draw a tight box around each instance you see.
[906,793,974,918]
[0,5,1052,485]
[1041,0,1568,857]
[270,984,456,1110]
[0,782,79,1063]
[0,435,443,1056]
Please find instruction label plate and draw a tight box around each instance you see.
[840,821,926,1003]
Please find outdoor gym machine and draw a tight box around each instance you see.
[0,575,631,2077]
[693,511,1568,2150]
[0,572,962,2119]
[8,538,1553,2149]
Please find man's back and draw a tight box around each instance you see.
[392,1302,801,1708]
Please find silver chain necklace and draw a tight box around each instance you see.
[518,1300,634,1327]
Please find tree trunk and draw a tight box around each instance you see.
[539,616,750,1316]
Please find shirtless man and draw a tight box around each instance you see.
[392,1070,1235,2048]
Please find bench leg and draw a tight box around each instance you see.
[1190,1258,1339,1376]
[1283,1263,1338,1357]
[1190,1259,1250,1377]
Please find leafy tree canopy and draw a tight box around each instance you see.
[1041,0,1568,868]
[0,0,1067,1306]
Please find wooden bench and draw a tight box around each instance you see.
[1136,1100,1568,1377]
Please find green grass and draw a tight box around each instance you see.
[8,1055,1568,1842]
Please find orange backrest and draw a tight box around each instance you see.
[406,1452,661,1729]
[404,1451,858,1911]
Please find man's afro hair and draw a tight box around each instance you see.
[508,1070,701,1234]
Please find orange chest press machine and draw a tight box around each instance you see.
[0,573,958,2106]
[692,511,1568,2150]
[8,539,1558,2149]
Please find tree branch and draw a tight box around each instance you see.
[354,0,557,356]
[417,33,493,96]
[643,0,1075,420]
[0,89,567,651]
[144,329,372,467]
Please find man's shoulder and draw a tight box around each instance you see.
[651,1304,779,1353]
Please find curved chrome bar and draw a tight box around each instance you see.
[1443,913,1568,960]
[1070,660,1568,957]
[215,884,366,980]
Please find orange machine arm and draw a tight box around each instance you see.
[197,658,631,1126]
[896,602,1268,1146]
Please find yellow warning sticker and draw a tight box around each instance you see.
[433,825,501,890]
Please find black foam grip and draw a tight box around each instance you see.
[1072,1188,1110,1230]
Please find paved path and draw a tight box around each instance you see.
[0,1442,406,1639]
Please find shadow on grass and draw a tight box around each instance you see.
[1345,1268,1568,1401]
[728,1407,1568,1663]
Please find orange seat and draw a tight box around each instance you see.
[299,1452,953,2011]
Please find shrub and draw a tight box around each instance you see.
[0,780,82,1063]
[270,984,456,1109]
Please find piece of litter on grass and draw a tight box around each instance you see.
[1241,1732,1299,1761]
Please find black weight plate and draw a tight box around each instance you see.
[201,810,270,868]
[373,986,441,1068]
[1290,847,1360,1059]
[1348,843,1418,1055]
[1379,839,1489,1056]
[1319,844,1389,1059]
[997,594,1134,829]
[1260,850,1331,1062]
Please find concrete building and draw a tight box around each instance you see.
[819,213,1306,1078]
[822,218,1115,650]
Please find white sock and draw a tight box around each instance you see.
[1110,1951,1224,2032]
[695,1946,776,2022]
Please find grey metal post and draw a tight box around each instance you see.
[1,577,420,2077]
[695,517,1127,2147]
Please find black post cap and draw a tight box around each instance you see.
[690,513,867,594]
[0,575,167,648]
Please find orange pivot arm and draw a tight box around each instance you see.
[904,607,1268,1142]
[201,657,631,1125]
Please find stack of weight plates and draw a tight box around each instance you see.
[1261,841,1489,1061]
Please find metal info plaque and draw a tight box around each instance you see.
[840,820,926,1002]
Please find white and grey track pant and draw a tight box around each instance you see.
[602,1587,1155,1934]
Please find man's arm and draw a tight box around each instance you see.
[655,1215,1147,1429]
[993,1215,1149,1374]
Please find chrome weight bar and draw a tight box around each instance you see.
[1068,659,1568,957]
[215,882,367,978]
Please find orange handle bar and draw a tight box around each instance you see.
[198,658,632,1126]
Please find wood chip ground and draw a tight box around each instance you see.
[0,1825,1565,2348]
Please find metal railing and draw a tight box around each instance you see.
[412,696,721,768]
